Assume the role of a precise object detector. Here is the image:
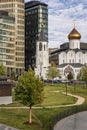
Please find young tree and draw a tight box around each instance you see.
[47,62,60,83]
[67,72,73,80]
[0,64,7,75]
[14,69,44,124]
[77,70,82,81]
[80,64,87,81]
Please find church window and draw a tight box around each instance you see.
[63,60,64,63]
[79,59,81,63]
[44,45,45,51]
[73,59,74,63]
[39,42,42,51]
[69,59,71,63]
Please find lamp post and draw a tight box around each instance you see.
[65,73,68,96]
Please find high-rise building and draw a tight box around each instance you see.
[0,0,25,75]
[0,11,15,75]
[25,0,48,70]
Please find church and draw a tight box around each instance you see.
[35,24,49,79]
[50,26,87,80]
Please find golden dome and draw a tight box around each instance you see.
[68,28,81,40]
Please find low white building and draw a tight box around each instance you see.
[50,27,87,79]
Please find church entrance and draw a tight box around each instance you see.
[64,65,74,79]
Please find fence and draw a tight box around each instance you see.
[50,105,87,130]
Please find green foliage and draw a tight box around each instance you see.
[0,64,7,75]
[11,71,16,80]
[77,70,82,81]
[67,72,73,80]
[47,62,60,79]
[14,69,44,107]
[80,64,87,81]
[77,64,87,81]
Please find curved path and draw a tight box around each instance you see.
[0,91,85,130]
[0,91,85,109]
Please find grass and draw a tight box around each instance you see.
[0,83,87,130]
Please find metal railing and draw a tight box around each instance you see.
[50,105,87,130]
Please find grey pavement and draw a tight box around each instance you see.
[54,111,87,130]
[0,124,19,130]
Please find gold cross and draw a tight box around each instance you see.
[73,19,76,28]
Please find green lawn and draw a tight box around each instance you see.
[0,84,87,130]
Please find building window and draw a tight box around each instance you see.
[69,59,71,63]
[39,42,42,51]
[44,45,45,51]
[79,59,81,63]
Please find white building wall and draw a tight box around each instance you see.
[85,52,87,64]
[59,52,66,65]
[76,52,83,64]
[35,41,49,79]
[69,40,80,49]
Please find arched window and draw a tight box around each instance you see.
[44,45,45,51]
[39,42,42,51]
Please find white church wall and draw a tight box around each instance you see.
[69,40,80,49]
[59,52,66,65]
[66,50,75,63]
[84,52,87,64]
[76,51,83,64]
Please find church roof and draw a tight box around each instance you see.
[50,42,87,55]
[58,63,83,68]
[68,28,81,40]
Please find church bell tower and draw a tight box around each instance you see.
[35,23,49,79]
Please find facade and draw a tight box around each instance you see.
[0,0,25,75]
[50,27,87,79]
[25,0,48,70]
[0,11,15,75]
[35,25,49,79]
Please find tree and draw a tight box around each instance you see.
[47,62,60,82]
[80,64,87,81]
[0,64,7,75]
[14,68,44,124]
[11,71,16,80]
[77,70,82,81]
[67,72,73,80]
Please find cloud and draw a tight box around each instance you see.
[25,0,87,48]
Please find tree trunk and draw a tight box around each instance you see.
[29,106,32,124]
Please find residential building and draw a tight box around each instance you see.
[0,0,25,75]
[25,0,48,70]
[0,11,15,75]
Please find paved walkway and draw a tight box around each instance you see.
[0,124,19,130]
[54,111,87,130]
[0,91,85,130]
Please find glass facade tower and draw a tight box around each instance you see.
[25,0,48,70]
[0,0,25,75]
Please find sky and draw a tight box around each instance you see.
[25,0,87,48]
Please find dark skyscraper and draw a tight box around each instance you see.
[25,0,48,70]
